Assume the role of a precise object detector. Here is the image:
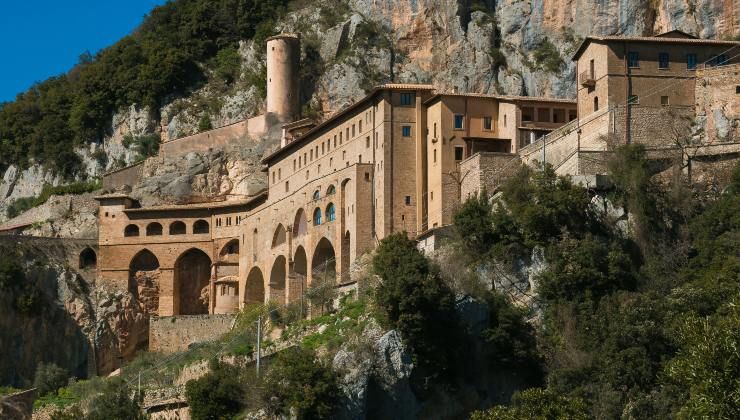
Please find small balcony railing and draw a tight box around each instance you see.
[579,71,595,87]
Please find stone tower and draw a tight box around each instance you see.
[266,34,300,123]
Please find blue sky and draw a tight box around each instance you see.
[0,0,167,102]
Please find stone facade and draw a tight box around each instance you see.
[149,314,235,353]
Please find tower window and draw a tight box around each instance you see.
[454,146,464,161]
[400,92,415,106]
[454,114,464,129]
[483,116,492,130]
[402,126,411,137]
[628,51,639,68]
[659,52,669,69]
[405,196,411,205]
[661,96,669,106]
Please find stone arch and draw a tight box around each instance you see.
[326,184,336,195]
[79,247,97,270]
[174,248,211,315]
[193,219,210,234]
[245,267,265,305]
[272,224,287,248]
[312,237,336,281]
[341,230,351,280]
[313,207,322,226]
[293,208,307,237]
[128,249,160,314]
[220,239,239,256]
[124,224,139,237]
[291,246,308,303]
[169,221,186,235]
[146,222,163,236]
[270,256,287,305]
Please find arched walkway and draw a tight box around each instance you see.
[169,221,186,235]
[293,208,307,237]
[272,224,287,248]
[79,247,97,269]
[128,249,160,313]
[312,237,336,282]
[245,267,265,305]
[174,249,211,315]
[220,239,239,256]
[270,255,287,305]
[290,246,308,303]
[146,222,163,236]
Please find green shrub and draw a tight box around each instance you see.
[198,115,213,132]
[373,233,461,374]
[6,196,37,218]
[33,363,69,397]
[453,191,495,261]
[213,47,241,84]
[531,37,562,73]
[185,361,244,420]
[262,347,340,419]
[122,133,160,161]
[85,378,147,420]
[471,388,589,420]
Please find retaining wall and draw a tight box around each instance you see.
[149,314,236,353]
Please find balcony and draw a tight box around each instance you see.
[579,71,595,87]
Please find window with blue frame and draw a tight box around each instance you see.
[400,92,415,106]
[402,125,411,137]
[454,114,464,129]
[313,208,322,225]
[326,203,336,222]
[312,190,320,200]
[658,52,669,69]
[628,51,639,68]
[687,53,697,70]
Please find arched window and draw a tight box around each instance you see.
[326,185,336,195]
[146,222,163,236]
[313,208,322,226]
[169,221,186,235]
[326,203,336,222]
[124,224,139,237]
[193,219,209,234]
[312,190,320,201]
[594,96,599,112]
[79,248,97,269]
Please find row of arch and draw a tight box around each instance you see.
[270,204,337,249]
[246,236,340,305]
[124,220,210,237]
[312,184,336,201]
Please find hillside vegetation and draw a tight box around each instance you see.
[0,0,289,177]
[24,146,738,419]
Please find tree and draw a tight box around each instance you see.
[185,360,244,420]
[33,363,69,397]
[262,347,340,419]
[85,379,147,420]
[453,191,495,260]
[373,233,461,374]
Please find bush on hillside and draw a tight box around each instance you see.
[471,388,589,420]
[84,379,147,420]
[372,233,461,375]
[33,363,69,397]
[185,360,244,420]
[262,347,340,419]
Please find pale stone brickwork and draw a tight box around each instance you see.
[102,161,144,189]
[459,152,521,201]
[149,314,235,353]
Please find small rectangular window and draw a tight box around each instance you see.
[658,52,669,69]
[359,154,362,163]
[628,95,639,105]
[736,86,740,94]
[660,96,669,106]
[285,181,289,192]
[310,150,313,160]
[483,116,492,130]
[322,143,325,154]
[359,120,362,132]
[454,114,464,129]
[352,124,355,137]
[433,149,437,163]
[454,146,464,161]
[400,92,415,106]
[405,196,411,205]
[628,51,639,68]
[402,126,411,137]
[366,136,370,148]
[687,53,697,70]
[333,135,337,147]
[346,128,349,140]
